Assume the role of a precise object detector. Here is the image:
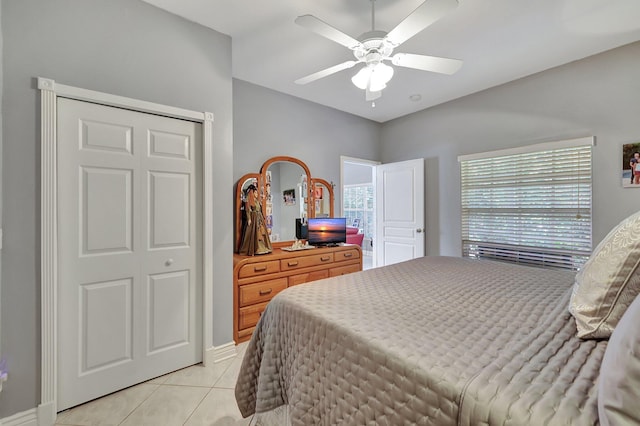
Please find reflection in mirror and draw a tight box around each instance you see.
[264,161,307,242]
[312,179,334,218]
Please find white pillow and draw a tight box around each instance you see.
[598,294,640,425]
[569,210,640,339]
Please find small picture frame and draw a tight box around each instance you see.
[622,142,640,187]
[283,188,296,205]
[314,186,323,200]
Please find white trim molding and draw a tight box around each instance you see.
[458,136,595,162]
[206,341,237,365]
[0,407,38,426]
[38,77,58,426]
[38,77,215,424]
[202,112,215,365]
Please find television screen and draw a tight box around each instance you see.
[307,217,347,246]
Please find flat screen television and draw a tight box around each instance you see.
[307,217,347,246]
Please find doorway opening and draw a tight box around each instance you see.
[341,156,378,270]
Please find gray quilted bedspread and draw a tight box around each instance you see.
[235,256,607,425]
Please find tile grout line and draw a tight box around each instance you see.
[117,383,163,426]
[175,348,242,424]
[181,386,213,426]
[55,346,248,426]
[212,346,243,389]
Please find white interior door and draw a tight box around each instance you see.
[57,98,202,410]
[375,158,425,266]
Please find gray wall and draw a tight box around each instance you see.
[233,79,381,218]
[1,0,233,417]
[381,41,640,257]
[0,1,3,360]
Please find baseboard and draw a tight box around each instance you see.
[37,401,56,426]
[0,408,38,426]
[204,341,236,366]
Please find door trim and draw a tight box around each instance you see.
[38,77,214,422]
[340,156,380,267]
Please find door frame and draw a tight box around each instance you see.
[340,156,380,267]
[38,77,214,421]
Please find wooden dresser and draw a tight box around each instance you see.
[233,244,362,343]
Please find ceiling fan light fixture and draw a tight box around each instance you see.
[352,62,394,92]
[371,62,394,88]
[351,66,372,90]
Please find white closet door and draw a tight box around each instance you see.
[57,98,202,410]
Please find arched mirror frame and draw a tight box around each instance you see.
[235,172,261,251]
[235,156,336,252]
[260,157,312,247]
[310,177,335,218]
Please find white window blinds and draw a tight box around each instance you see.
[459,137,593,271]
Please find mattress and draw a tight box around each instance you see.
[235,256,606,425]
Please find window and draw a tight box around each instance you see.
[343,184,374,247]
[459,137,593,271]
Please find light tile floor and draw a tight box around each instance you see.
[55,342,251,426]
[363,252,373,270]
[55,256,371,426]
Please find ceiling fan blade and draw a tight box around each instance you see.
[295,61,358,85]
[384,0,458,47]
[391,53,462,75]
[295,15,362,50]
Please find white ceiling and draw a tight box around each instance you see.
[142,0,640,123]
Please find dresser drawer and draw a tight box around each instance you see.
[281,253,334,271]
[288,269,329,286]
[237,327,255,341]
[238,260,280,278]
[238,301,269,330]
[334,248,360,262]
[329,263,361,277]
[239,278,287,307]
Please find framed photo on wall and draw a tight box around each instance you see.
[622,142,640,187]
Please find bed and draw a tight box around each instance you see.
[236,209,640,425]
[235,256,611,425]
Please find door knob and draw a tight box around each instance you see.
[165,258,174,266]
[416,228,424,233]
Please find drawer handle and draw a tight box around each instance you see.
[259,288,273,296]
[320,256,331,261]
[254,266,267,272]
[343,252,353,258]
[288,261,299,266]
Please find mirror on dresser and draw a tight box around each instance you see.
[235,173,261,251]
[261,157,311,242]
[233,156,361,344]
[311,178,334,218]
[235,156,337,252]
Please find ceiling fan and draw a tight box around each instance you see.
[294,0,462,103]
